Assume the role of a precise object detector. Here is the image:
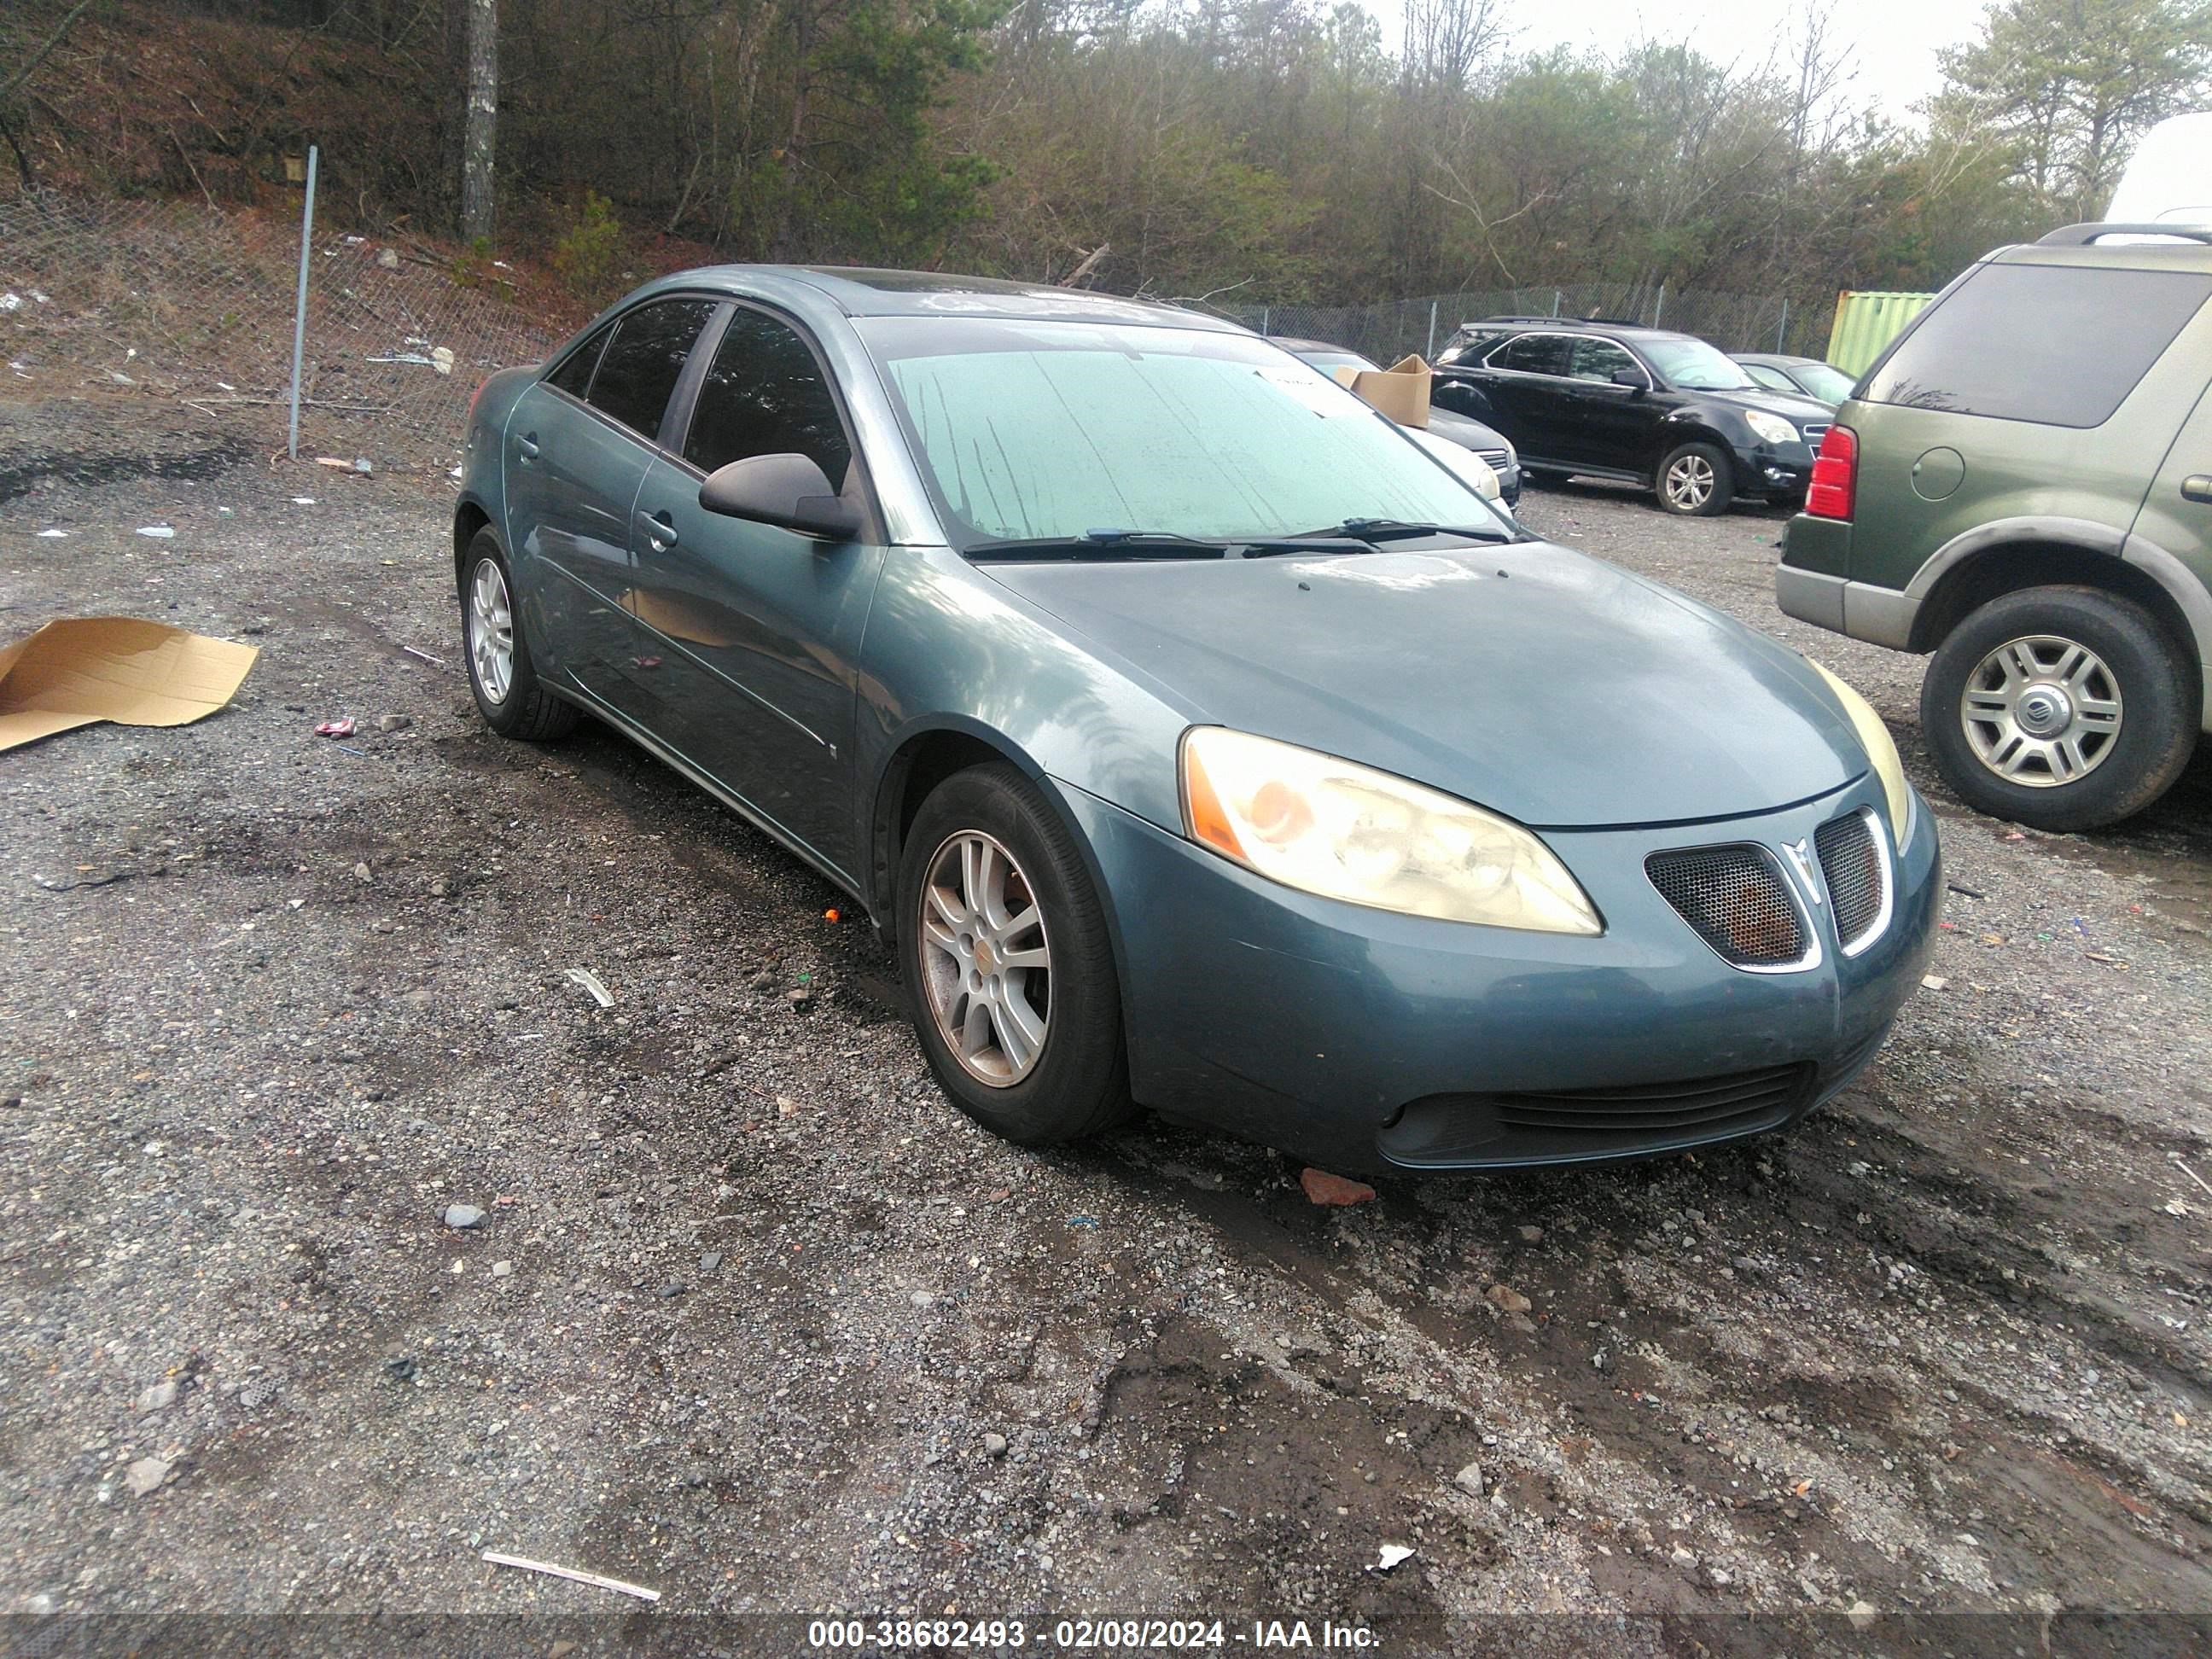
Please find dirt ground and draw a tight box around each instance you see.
[4,397,2212,1653]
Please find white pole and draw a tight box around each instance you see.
[288,144,318,461]
[1777,297,1790,353]
[1426,300,1438,358]
[1652,282,1666,329]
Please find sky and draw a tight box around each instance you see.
[1371,0,1996,123]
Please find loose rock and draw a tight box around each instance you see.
[1487,1284,1533,1314]
[125,1458,172,1497]
[444,1203,485,1229]
[1299,1167,1377,1206]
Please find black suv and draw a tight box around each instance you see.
[1432,317,1834,516]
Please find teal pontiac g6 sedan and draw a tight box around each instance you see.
[451,266,1940,1176]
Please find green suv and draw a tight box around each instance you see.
[1778,222,2212,830]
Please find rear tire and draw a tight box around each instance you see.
[898,764,1134,1145]
[1656,441,1733,516]
[461,528,578,742]
[1921,585,2197,830]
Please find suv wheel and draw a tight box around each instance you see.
[1922,585,2197,830]
[1656,442,1733,516]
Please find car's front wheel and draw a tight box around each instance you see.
[897,763,1132,1144]
[461,528,578,741]
[1656,441,1733,516]
[1922,585,2197,830]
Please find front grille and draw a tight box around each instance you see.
[1494,1063,1812,1133]
[1648,845,1808,968]
[1802,422,1830,446]
[1475,447,1511,470]
[1816,809,1888,951]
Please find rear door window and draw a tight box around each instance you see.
[545,323,610,398]
[1493,334,1571,377]
[1862,264,2212,428]
[585,298,719,442]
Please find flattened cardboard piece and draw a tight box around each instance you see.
[0,617,259,753]
[1331,353,1434,428]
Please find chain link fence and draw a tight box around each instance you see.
[1222,283,1833,364]
[2,187,1845,477]
[0,189,578,474]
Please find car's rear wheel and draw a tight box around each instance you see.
[898,763,1132,1144]
[462,528,577,741]
[1922,585,2197,830]
[1656,441,1733,516]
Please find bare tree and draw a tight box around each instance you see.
[462,0,498,241]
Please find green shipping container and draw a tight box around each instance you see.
[1825,290,1937,377]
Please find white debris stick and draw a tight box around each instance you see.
[480,1550,660,1603]
[2172,1154,2212,1202]
[566,967,615,1009]
[402,644,448,667]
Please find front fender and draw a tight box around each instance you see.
[852,547,1196,918]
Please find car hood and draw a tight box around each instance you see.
[1423,408,1511,451]
[985,541,1865,829]
[1697,387,1835,427]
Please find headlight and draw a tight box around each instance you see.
[1808,661,1912,841]
[1179,728,1603,934]
[1745,410,1799,446]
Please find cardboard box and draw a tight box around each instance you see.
[0,617,259,753]
[1330,353,1433,428]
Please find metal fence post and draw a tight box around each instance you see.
[288,144,318,461]
[1426,300,1438,358]
[1551,289,1560,317]
[1652,282,1666,329]
[1260,306,1269,337]
[1776,298,1789,353]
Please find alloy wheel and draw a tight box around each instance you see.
[1664,453,1714,511]
[469,557,515,706]
[1959,633,2123,787]
[917,830,1052,1086]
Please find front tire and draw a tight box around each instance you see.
[461,528,578,742]
[1921,585,2197,830]
[1656,441,1733,516]
[898,764,1133,1145]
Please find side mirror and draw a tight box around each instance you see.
[698,453,861,541]
[1610,368,1649,393]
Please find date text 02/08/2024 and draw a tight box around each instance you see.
[804,1617,1382,1649]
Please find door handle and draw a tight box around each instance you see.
[517,433,539,462]
[639,509,678,550]
[2183,474,2212,504]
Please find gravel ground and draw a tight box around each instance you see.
[5,406,2212,1649]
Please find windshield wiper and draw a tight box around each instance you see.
[964,528,1382,562]
[1291,516,1515,545]
[965,529,1237,561]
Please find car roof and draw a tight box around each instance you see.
[1732,352,1823,368]
[1465,317,1703,345]
[626,265,1248,331]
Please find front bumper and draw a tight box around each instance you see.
[1061,775,1940,1175]
[1733,443,1813,504]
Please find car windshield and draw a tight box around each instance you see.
[1290,348,1377,376]
[1640,338,1756,391]
[856,317,1505,549]
[1795,362,1857,403]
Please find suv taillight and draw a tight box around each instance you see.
[1806,424,1856,521]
